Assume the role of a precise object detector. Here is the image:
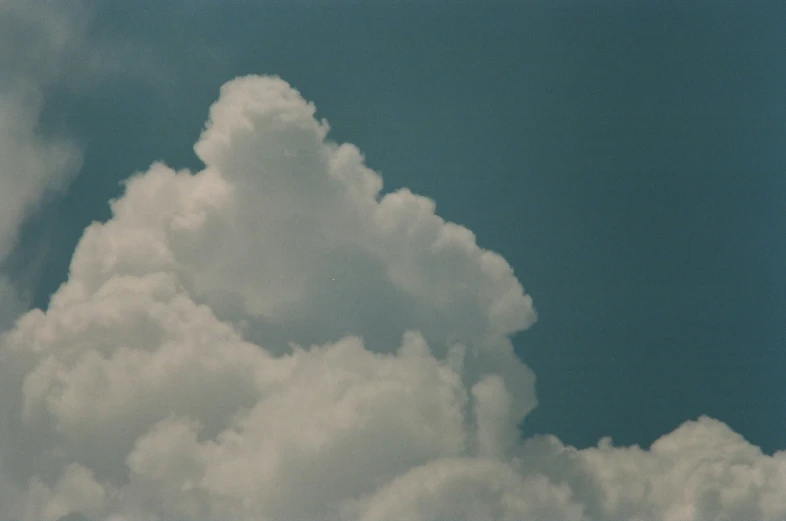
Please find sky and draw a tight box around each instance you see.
[0,1,785,520]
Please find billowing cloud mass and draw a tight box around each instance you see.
[0,75,784,521]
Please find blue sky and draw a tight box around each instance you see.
[1,1,785,520]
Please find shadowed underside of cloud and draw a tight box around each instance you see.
[0,75,784,521]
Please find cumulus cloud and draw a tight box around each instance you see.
[0,75,783,521]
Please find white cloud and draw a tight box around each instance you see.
[0,75,783,521]
[517,416,786,521]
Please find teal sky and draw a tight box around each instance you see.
[8,0,786,456]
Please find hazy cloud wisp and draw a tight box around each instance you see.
[0,0,86,329]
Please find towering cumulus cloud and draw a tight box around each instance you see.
[0,76,784,521]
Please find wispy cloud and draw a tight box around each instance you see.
[0,0,85,328]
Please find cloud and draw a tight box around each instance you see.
[0,0,178,93]
[0,0,175,330]
[0,75,783,521]
[0,0,88,85]
[0,1,86,329]
[0,276,26,332]
[0,85,80,262]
